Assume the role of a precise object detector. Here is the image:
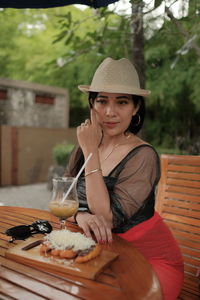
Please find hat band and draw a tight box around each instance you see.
[88,84,150,96]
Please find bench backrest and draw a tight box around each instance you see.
[156,154,200,299]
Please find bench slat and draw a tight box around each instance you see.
[183,256,200,268]
[164,191,200,203]
[166,185,200,196]
[162,213,200,227]
[168,171,200,181]
[167,165,200,173]
[162,199,200,211]
[184,264,199,276]
[169,227,199,243]
[162,206,200,219]
[166,177,200,188]
[180,246,200,259]
[174,235,200,250]
[161,154,200,165]
[165,220,200,235]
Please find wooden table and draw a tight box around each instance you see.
[0,206,163,300]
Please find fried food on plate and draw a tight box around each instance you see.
[40,230,101,263]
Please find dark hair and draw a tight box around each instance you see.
[89,92,145,134]
[66,92,145,177]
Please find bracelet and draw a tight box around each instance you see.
[74,209,90,223]
[85,168,102,177]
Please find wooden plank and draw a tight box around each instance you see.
[162,213,200,227]
[0,233,11,242]
[178,290,200,300]
[4,207,53,220]
[182,280,200,295]
[183,255,200,268]
[173,235,200,251]
[5,237,119,281]
[0,268,80,300]
[96,271,119,287]
[0,258,124,300]
[166,185,200,196]
[0,218,29,228]
[164,154,200,165]
[169,227,200,243]
[165,191,200,203]
[184,264,198,275]
[165,219,200,234]
[184,273,200,290]
[155,156,168,213]
[167,164,200,173]
[168,171,200,181]
[180,246,200,259]
[166,177,200,188]
[162,199,200,211]
[0,278,46,300]
[3,210,37,222]
[0,293,15,300]
[162,206,200,219]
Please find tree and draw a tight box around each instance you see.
[0,2,199,152]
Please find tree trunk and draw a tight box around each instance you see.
[131,0,145,88]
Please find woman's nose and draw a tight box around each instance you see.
[105,104,117,116]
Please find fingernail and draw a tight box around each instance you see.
[100,240,106,244]
[108,239,113,244]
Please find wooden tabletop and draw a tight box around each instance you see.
[0,206,163,300]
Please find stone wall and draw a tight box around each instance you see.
[0,78,69,128]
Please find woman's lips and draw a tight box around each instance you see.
[103,122,119,128]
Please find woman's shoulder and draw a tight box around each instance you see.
[127,136,159,160]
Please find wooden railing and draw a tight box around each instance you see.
[156,154,200,300]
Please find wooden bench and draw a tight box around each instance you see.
[156,154,200,300]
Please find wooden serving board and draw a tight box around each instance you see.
[5,237,119,280]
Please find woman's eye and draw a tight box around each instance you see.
[96,99,107,104]
[118,100,129,105]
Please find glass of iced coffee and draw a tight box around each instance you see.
[49,177,79,229]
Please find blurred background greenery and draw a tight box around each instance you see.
[0,0,199,155]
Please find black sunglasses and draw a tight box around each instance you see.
[5,220,52,242]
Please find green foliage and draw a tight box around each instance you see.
[52,142,74,166]
[144,2,200,151]
[0,2,199,152]
[155,147,186,156]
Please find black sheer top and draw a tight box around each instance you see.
[76,144,160,234]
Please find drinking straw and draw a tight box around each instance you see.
[61,152,93,203]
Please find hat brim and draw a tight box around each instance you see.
[78,85,151,97]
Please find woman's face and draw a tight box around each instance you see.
[92,92,139,136]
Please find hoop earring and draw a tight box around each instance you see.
[134,114,141,126]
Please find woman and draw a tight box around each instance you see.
[65,57,184,300]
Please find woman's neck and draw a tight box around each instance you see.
[100,132,131,148]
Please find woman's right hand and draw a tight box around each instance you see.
[75,212,113,244]
[77,109,102,155]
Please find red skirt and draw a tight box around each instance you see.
[117,212,184,300]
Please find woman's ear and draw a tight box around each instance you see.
[132,103,140,116]
[89,98,93,109]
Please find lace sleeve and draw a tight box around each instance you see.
[110,146,160,227]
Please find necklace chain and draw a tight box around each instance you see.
[100,134,131,164]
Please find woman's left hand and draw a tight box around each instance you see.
[77,109,102,154]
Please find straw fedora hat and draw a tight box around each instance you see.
[78,57,150,97]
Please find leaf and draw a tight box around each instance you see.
[154,0,163,9]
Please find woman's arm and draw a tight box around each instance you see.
[77,109,113,224]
